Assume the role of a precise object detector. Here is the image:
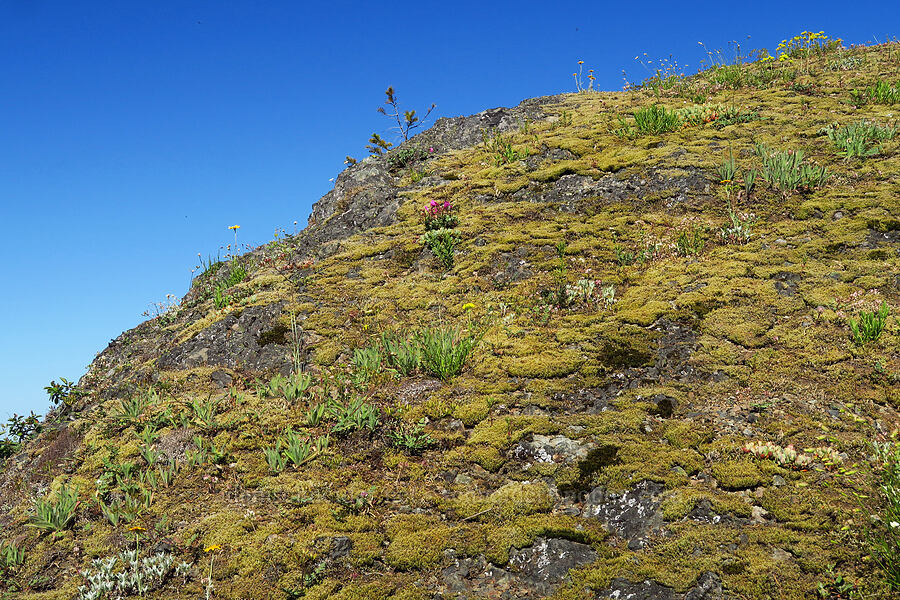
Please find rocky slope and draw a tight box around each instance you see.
[1,37,899,600]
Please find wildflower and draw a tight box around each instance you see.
[204,544,222,553]
[128,526,147,533]
[462,303,475,311]
[891,521,900,528]
[228,225,240,230]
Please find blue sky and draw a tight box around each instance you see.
[1,1,896,423]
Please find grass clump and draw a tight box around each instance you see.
[481,129,528,165]
[27,483,79,533]
[851,79,900,106]
[849,301,890,345]
[380,331,422,375]
[633,104,682,134]
[387,418,435,454]
[754,143,829,193]
[872,440,900,591]
[824,120,896,159]
[416,325,480,381]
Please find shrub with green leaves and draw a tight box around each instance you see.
[415,325,479,381]
[28,484,79,533]
[849,301,890,345]
[45,377,85,408]
[824,120,896,159]
[1,411,43,459]
[754,143,828,193]
[632,104,682,134]
[421,228,460,270]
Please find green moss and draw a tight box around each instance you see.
[384,515,452,570]
[710,459,766,491]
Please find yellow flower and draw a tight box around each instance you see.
[204,544,222,553]
[462,303,475,311]
[228,225,240,230]
[128,526,146,532]
[577,60,584,64]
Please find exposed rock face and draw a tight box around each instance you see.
[158,302,293,373]
[596,572,722,600]
[513,434,596,466]
[583,481,665,549]
[441,537,597,598]
[300,96,560,258]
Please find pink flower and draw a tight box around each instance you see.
[428,147,434,153]
[430,200,437,207]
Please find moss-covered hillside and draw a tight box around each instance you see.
[2,36,900,600]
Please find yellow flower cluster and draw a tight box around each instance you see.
[774,30,842,62]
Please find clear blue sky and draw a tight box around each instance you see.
[1,1,895,423]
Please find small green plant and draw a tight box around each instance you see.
[632,104,682,134]
[717,151,738,181]
[742,168,757,196]
[872,440,900,590]
[1,411,43,459]
[614,245,636,266]
[0,540,24,570]
[754,143,829,193]
[352,346,383,385]
[719,205,755,245]
[116,390,155,426]
[263,443,287,474]
[28,484,79,533]
[415,325,480,381]
[824,120,896,159]
[849,301,890,345]
[481,129,528,165]
[816,565,858,599]
[380,331,421,375]
[213,283,232,309]
[191,397,220,431]
[330,397,380,434]
[366,132,392,156]
[304,403,328,427]
[421,228,460,270]
[850,79,900,106]
[387,418,435,454]
[675,226,706,256]
[282,429,316,468]
[388,147,428,170]
[422,200,459,231]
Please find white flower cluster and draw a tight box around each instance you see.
[78,549,191,600]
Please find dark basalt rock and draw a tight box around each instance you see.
[598,578,676,600]
[157,302,293,374]
[441,537,597,599]
[583,480,665,549]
